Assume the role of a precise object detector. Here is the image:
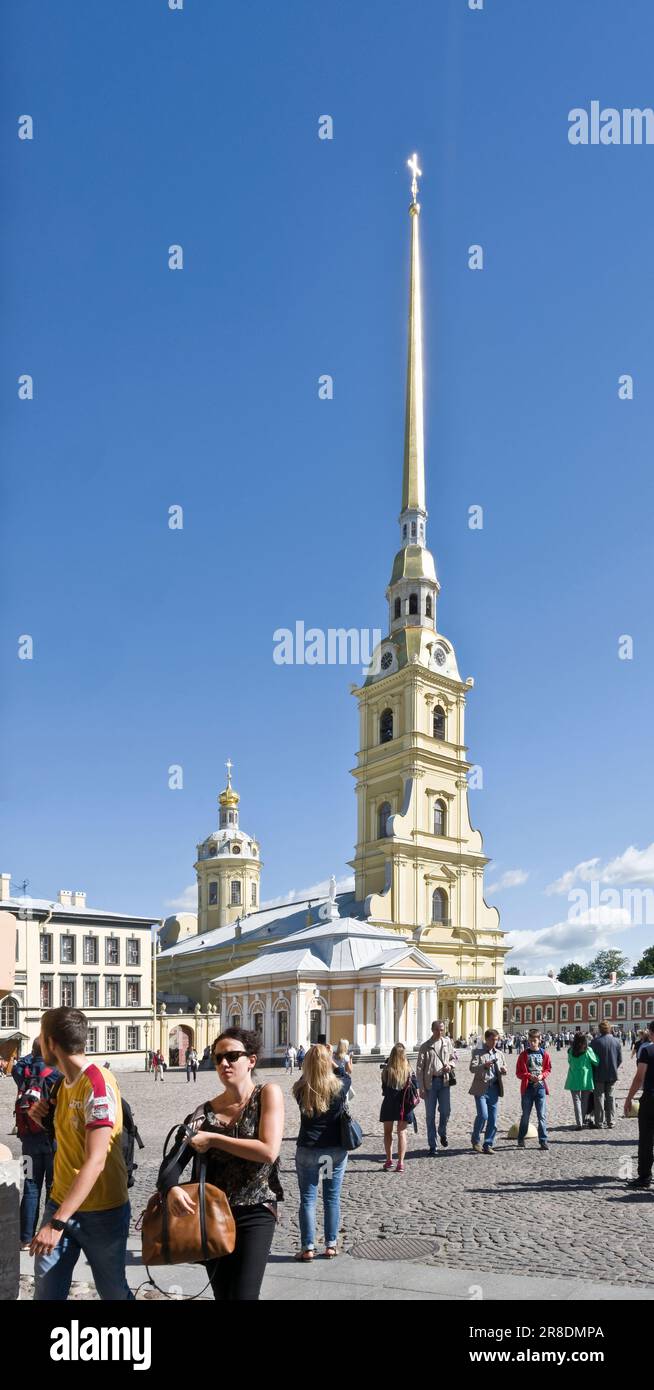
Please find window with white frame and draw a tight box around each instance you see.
[60,978,76,1008]
[105,937,120,966]
[83,978,98,1009]
[633,999,642,1017]
[105,978,120,1008]
[127,938,140,966]
[209,882,218,906]
[588,1002,597,1019]
[230,881,241,906]
[277,1010,288,1046]
[127,1026,140,1051]
[251,883,257,906]
[560,1005,568,1021]
[40,978,53,1009]
[106,1026,119,1053]
[60,935,75,964]
[525,1007,532,1023]
[127,979,140,1007]
[545,1005,553,1021]
[1,998,17,1028]
[603,1001,612,1018]
[40,934,52,963]
[646,998,654,1015]
[433,799,447,836]
[83,936,98,965]
[574,1004,582,1020]
[514,1008,522,1023]
[535,1006,542,1022]
[87,1027,98,1053]
[617,1000,626,1018]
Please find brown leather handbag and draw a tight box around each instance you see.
[142,1125,236,1266]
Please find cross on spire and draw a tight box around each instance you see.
[225,757,233,787]
[407,152,422,204]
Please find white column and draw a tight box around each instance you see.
[241,992,249,1026]
[290,991,299,1048]
[428,987,438,1027]
[354,987,365,1052]
[418,988,428,1043]
[385,988,395,1047]
[375,985,384,1050]
[263,991,273,1058]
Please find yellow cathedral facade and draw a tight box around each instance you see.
[156,157,508,1064]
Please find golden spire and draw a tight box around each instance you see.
[401,153,426,517]
[218,757,240,807]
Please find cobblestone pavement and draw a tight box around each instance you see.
[3,1049,653,1290]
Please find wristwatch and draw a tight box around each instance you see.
[50,1218,69,1233]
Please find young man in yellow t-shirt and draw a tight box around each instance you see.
[29,1006,133,1301]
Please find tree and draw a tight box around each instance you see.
[632,946,654,978]
[505,967,522,976]
[587,949,630,985]
[557,962,594,984]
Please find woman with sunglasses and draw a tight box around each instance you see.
[157,1027,284,1301]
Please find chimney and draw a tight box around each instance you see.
[610,971,617,986]
[58,890,73,907]
[0,873,11,903]
[71,891,86,908]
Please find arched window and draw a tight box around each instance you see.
[379,708,393,744]
[574,1003,582,1020]
[433,799,446,836]
[411,522,417,538]
[394,597,401,620]
[433,706,445,740]
[277,1010,289,1047]
[633,999,642,1017]
[617,1000,626,1018]
[535,1006,542,1022]
[646,998,654,1015]
[514,1007,522,1023]
[560,1005,568,1021]
[524,1007,532,1023]
[409,593,418,615]
[425,594,432,619]
[378,801,392,839]
[545,1005,554,1021]
[431,888,448,924]
[603,1001,612,1018]
[403,524,407,539]
[0,997,17,1029]
[588,1002,597,1019]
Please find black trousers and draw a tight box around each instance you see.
[206,1204,276,1301]
[637,1092,654,1181]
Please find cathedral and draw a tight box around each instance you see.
[156,159,509,1064]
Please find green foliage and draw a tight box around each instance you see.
[557,962,594,984]
[587,949,630,985]
[632,946,654,978]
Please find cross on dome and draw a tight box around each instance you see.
[408,152,422,203]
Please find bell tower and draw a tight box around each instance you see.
[195,760,263,931]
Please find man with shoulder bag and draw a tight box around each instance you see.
[416,1020,456,1156]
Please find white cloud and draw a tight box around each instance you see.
[262,874,354,910]
[505,906,632,968]
[545,843,654,896]
[487,869,529,893]
[164,884,197,912]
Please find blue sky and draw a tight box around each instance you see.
[2,0,654,974]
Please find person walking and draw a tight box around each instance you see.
[334,1039,353,1077]
[292,1044,350,1260]
[159,1027,284,1299]
[624,1019,654,1190]
[12,1039,59,1250]
[29,1007,133,1301]
[153,1050,165,1082]
[296,1045,306,1068]
[469,1028,507,1154]
[284,1045,297,1074]
[186,1047,198,1083]
[592,1022,622,1129]
[564,1032,598,1128]
[416,1020,457,1156]
[516,1028,552,1151]
[380,1043,419,1172]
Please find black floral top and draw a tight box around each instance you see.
[158,1084,284,1210]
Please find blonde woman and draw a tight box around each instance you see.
[380,1044,419,1173]
[293,1044,351,1260]
[334,1039,353,1077]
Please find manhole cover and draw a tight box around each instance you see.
[350,1236,438,1261]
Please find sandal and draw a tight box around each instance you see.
[324,1246,338,1258]
[295,1249,314,1261]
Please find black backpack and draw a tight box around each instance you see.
[120,1098,145,1188]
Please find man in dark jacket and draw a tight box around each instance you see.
[593,1021,622,1129]
[12,1039,59,1248]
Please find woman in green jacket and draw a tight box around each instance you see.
[564,1033,599,1128]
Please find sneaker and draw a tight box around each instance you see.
[517,1140,526,1149]
[483,1145,494,1154]
[428,1148,438,1157]
[439,1135,449,1149]
[382,1159,393,1171]
[540,1142,549,1151]
[626,1177,651,1190]
[471,1142,483,1153]
[395,1161,405,1173]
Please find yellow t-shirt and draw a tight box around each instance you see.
[51,1061,128,1213]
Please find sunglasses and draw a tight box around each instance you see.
[213,1050,248,1065]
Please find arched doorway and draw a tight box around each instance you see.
[168,1024,194,1068]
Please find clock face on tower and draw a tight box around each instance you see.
[381,650,393,671]
[434,645,447,667]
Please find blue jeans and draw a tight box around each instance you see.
[295,1146,348,1249]
[518,1084,548,1142]
[472,1084,501,1148]
[20,1140,54,1243]
[425,1078,451,1151]
[34,1198,134,1301]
